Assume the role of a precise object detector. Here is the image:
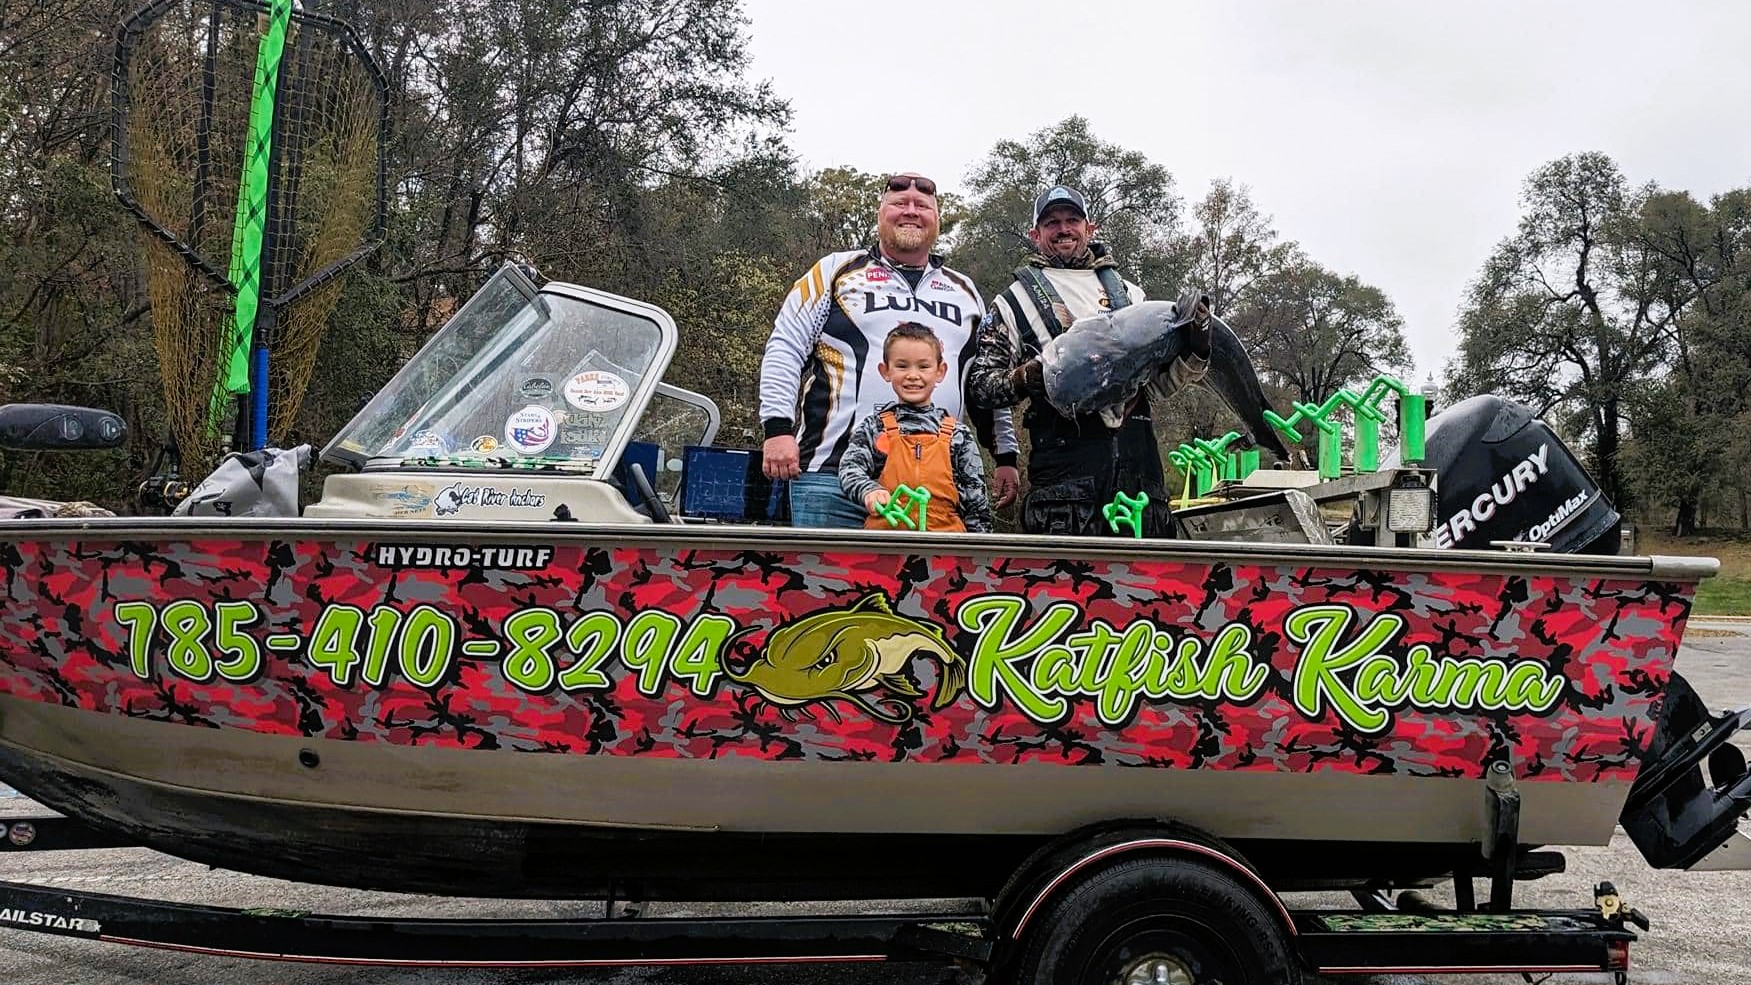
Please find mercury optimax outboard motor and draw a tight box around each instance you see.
[1421,395,1621,554]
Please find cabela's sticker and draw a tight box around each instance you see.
[564,371,630,412]
[504,406,555,454]
[518,376,554,399]
[469,435,500,453]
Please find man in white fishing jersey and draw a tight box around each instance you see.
[759,172,1019,528]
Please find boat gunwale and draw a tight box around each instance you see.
[0,516,1719,581]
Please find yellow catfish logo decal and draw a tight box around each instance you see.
[726,593,967,724]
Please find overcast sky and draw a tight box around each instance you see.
[741,0,1751,382]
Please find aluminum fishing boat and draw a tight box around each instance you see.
[1,264,1746,906]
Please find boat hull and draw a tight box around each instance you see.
[0,520,1703,897]
[0,693,1632,898]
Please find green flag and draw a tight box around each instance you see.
[220,0,294,406]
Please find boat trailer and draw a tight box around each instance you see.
[2,813,1651,982]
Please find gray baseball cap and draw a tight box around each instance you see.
[1032,184,1089,226]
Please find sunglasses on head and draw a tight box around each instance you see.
[886,174,937,197]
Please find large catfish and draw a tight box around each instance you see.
[725,593,966,724]
[1039,293,1292,460]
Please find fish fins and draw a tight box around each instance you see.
[920,618,953,647]
[851,592,895,615]
[876,672,923,698]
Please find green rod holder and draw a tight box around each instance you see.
[1356,416,1379,472]
[1318,427,1342,480]
[1401,394,1426,464]
[877,484,930,531]
[1102,491,1150,539]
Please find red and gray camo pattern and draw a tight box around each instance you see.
[0,536,1694,783]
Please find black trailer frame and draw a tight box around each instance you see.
[1,813,1643,982]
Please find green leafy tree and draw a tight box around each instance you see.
[796,167,883,255]
[1448,153,1697,507]
[956,116,1184,295]
[1244,259,1412,405]
[0,0,149,504]
[1621,188,1751,532]
[1183,179,1301,316]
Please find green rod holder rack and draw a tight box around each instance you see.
[1318,426,1342,480]
[1400,393,1426,464]
[1261,374,1433,476]
[1170,431,1260,497]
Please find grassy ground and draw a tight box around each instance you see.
[1638,528,1751,615]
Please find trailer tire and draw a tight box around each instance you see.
[1009,854,1300,985]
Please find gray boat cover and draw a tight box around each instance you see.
[174,444,311,518]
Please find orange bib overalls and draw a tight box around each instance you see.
[864,410,965,533]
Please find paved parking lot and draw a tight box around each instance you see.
[3,622,1747,984]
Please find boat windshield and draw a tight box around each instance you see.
[322,264,677,477]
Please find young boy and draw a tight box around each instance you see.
[839,323,995,533]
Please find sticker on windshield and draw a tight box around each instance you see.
[405,429,447,456]
[564,371,630,412]
[505,405,556,454]
[559,417,612,448]
[518,376,554,400]
[470,435,500,453]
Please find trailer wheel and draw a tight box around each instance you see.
[1009,855,1300,985]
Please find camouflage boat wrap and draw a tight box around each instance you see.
[0,530,1695,784]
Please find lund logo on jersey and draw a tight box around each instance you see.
[861,292,962,326]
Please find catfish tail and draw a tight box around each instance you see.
[930,656,968,711]
[1205,315,1292,460]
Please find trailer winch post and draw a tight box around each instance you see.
[1483,759,1521,912]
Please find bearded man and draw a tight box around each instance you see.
[759,172,1019,528]
[968,184,1211,537]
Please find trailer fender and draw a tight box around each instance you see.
[990,822,1294,947]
